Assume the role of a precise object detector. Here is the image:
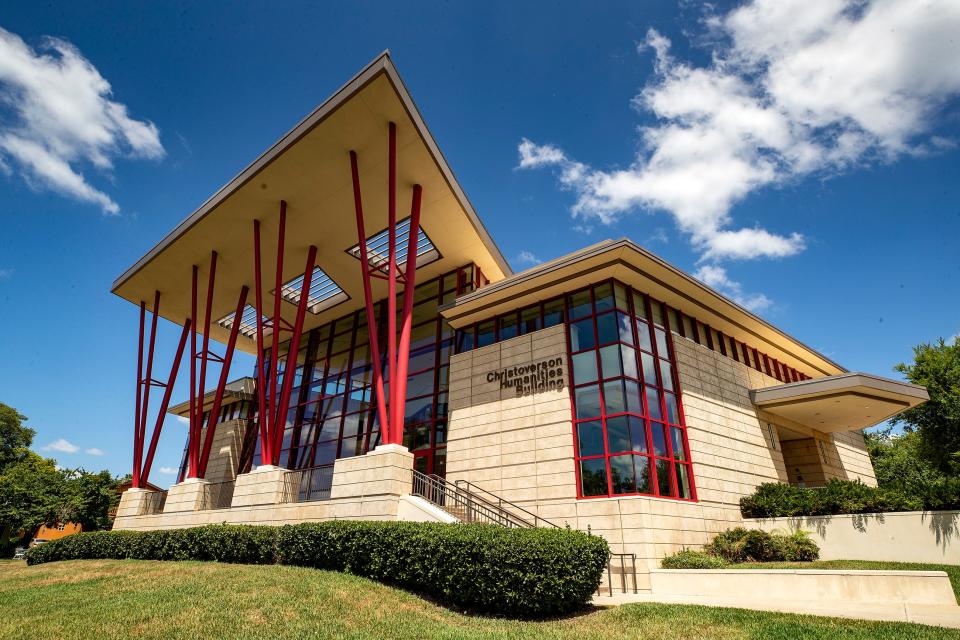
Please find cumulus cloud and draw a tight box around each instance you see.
[518,0,960,264]
[84,447,106,456]
[43,438,79,453]
[513,250,542,267]
[158,466,178,475]
[693,264,772,313]
[0,26,164,214]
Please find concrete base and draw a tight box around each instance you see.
[115,488,164,518]
[330,444,414,500]
[230,466,291,508]
[163,479,211,513]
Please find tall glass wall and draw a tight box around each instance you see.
[249,263,477,477]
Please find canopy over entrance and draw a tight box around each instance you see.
[750,372,928,432]
[112,51,510,353]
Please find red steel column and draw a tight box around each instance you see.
[386,122,399,445]
[133,300,146,488]
[141,319,191,485]
[252,219,271,465]
[267,202,287,459]
[198,285,249,477]
[270,245,317,464]
[349,151,389,442]
[394,184,423,448]
[138,290,161,476]
[189,251,218,478]
[188,264,199,479]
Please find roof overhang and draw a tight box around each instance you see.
[112,51,510,354]
[750,373,928,432]
[168,377,256,417]
[440,239,845,378]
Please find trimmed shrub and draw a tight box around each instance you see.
[700,527,819,564]
[738,479,959,519]
[661,549,727,569]
[26,522,608,618]
[772,529,819,562]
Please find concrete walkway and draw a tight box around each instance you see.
[593,592,960,629]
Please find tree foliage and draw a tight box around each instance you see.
[0,402,35,472]
[892,337,960,474]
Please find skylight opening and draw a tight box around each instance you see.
[347,217,439,274]
[278,266,348,314]
[217,305,271,339]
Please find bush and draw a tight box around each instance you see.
[661,549,727,569]
[671,527,820,566]
[738,479,954,519]
[26,522,608,618]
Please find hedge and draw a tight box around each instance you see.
[26,521,609,617]
[740,479,960,519]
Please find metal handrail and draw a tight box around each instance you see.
[411,471,535,529]
[454,478,560,529]
[600,553,638,596]
[282,465,334,503]
[138,490,167,516]
[199,480,235,510]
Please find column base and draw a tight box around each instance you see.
[230,467,291,507]
[330,444,414,500]
[163,479,211,513]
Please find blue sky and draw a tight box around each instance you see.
[0,1,958,485]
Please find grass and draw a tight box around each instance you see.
[0,559,957,639]
[725,560,960,603]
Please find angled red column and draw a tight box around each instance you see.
[393,184,423,446]
[270,245,317,464]
[132,300,146,488]
[386,122,400,445]
[197,285,249,477]
[350,150,390,444]
[188,251,218,478]
[138,290,161,476]
[252,219,272,465]
[140,319,191,486]
[188,264,200,478]
[267,203,287,455]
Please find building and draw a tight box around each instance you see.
[32,522,82,545]
[111,52,928,589]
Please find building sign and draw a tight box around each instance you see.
[486,356,565,397]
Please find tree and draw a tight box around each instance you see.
[0,402,35,472]
[864,429,942,491]
[0,452,65,549]
[61,468,121,532]
[893,337,960,474]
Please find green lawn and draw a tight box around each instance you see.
[0,560,956,639]
[726,560,960,603]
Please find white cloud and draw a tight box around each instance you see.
[43,438,79,453]
[0,268,11,280]
[175,415,190,424]
[0,27,164,214]
[518,0,960,263]
[513,250,542,267]
[158,466,178,475]
[84,447,105,456]
[693,264,773,313]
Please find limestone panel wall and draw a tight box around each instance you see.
[446,327,878,588]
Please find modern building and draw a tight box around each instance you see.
[112,52,928,590]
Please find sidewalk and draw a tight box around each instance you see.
[593,592,960,629]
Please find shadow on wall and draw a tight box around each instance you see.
[755,511,959,552]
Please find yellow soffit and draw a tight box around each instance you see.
[111,52,510,355]
[440,239,846,378]
[750,372,928,433]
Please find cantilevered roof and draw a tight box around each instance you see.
[112,52,510,353]
[440,239,846,378]
[168,377,256,417]
[750,373,928,432]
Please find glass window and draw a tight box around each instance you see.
[569,318,596,352]
[609,455,636,494]
[617,312,634,345]
[641,352,658,386]
[614,283,629,311]
[670,427,687,461]
[599,344,622,379]
[651,422,668,457]
[576,421,604,457]
[621,345,638,379]
[477,320,495,347]
[580,458,608,497]
[646,386,662,421]
[656,458,672,495]
[519,305,541,334]
[543,298,564,327]
[606,416,631,453]
[596,312,619,345]
[636,319,653,352]
[498,313,518,341]
[676,463,692,499]
[594,283,615,313]
[568,289,592,320]
[603,380,627,415]
[574,384,602,420]
[659,359,674,391]
[572,351,599,385]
